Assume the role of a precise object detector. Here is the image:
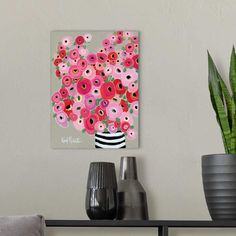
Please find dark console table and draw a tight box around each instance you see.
[45,220,236,236]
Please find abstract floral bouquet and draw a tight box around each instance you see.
[51,31,139,148]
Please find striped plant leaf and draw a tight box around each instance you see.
[219,79,233,128]
[230,47,236,103]
[208,51,236,153]
[213,93,231,153]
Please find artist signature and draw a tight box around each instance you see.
[61,136,81,144]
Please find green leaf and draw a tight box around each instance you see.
[82,129,86,133]
[230,46,236,103]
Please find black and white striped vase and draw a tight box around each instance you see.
[95,131,126,149]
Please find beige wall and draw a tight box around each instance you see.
[0,0,236,235]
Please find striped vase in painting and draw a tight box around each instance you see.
[95,132,126,149]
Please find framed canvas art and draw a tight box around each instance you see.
[51,31,139,149]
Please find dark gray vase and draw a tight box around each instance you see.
[202,154,236,220]
[117,156,149,220]
[86,162,117,220]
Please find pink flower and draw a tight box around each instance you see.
[100,99,109,109]
[92,75,103,87]
[69,49,79,60]
[53,101,65,114]
[91,87,100,98]
[55,112,68,128]
[112,65,123,79]
[127,129,136,140]
[128,81,138,92]
[104,65,113,76]
[84,33,92,42]
[122,69,138,86]
[62,75,72,87]
[77,59,88,71]
[51,92,61,103]
[95,62,104,71]
[132,101,139,116]
[72,101,84,115]
[102,38,110,47]
[124,31,132,37]
[78,47,88,56]
[85,94,96,110]
[87,53,97,64]
[95,121,105,133]
[73,117,84,131]
[131,35,139,44]
[83,65,96,79]
[108,123,118,133]
[59,63,68,73]
[67,84,77,96]
[106,101,122,121]
[121,112,134,125]
[125,43,134,52]
[106,44,114,52]
[62,36,72,47]
[109,34,117,43]
[69,65,82,79]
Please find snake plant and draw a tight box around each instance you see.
[208,47,236,154]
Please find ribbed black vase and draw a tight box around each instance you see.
[202,154,236,220]
[86,162,117,220]
[117,156,149,220]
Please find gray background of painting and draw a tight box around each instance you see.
[1,0,236,236]
[51,31,139,149]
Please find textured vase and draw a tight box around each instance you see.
[95,131,126,149]
[86,162,117,220]
[117,156,149,220]
[202,154,236,220]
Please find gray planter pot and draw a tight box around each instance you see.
[202,154,236,220]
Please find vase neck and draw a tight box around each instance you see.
[120,156,138,180]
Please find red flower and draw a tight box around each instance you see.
[114,120,120,128]
[126,90,139,103]
[84,114,99,134]
[64,99,74,116]
[95,106,107,121]
[120,99,129,112]
[97,53,107,63]
[59,88,69,98]
[77,78,92,95]
[59,50,66,58]
[132,54,139,69]
[101,82,116,99]
[117,31,123,36]
[75,35,85,45]
[108,52,118,61]
[54,58,62,66]
[55,69,61,78]
[123,58,134,68]
[81,108,90,118]
[121,121,130,132]
[69,113,78,121]
[116,35,123,44]
[114,79,126,95]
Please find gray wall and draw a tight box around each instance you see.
[0,0,235,235]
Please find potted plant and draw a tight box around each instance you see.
[202,47,236,220]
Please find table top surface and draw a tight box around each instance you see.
[45,220,236,227]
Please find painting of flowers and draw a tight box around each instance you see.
[51,31,139,149]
